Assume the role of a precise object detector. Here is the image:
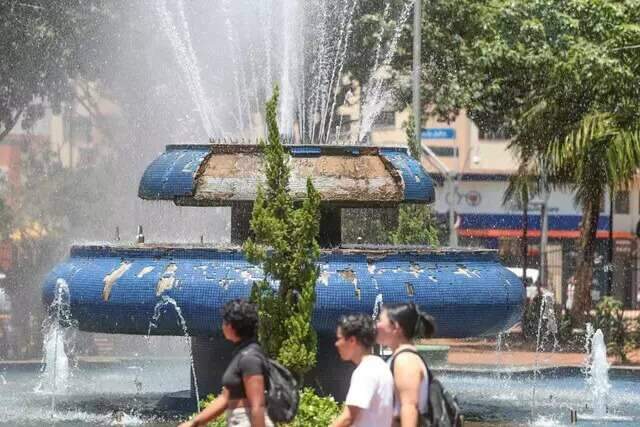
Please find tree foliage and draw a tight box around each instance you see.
[389,115,439,246]
[0,1,116,142]
[350,0,640,316]
[244,87,321,379]
[468,0,640,319]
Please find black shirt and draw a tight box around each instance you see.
[222,339,265,399]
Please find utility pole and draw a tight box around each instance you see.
[412,0,421,156]
[539,158,549,289]
[607,189,614,296]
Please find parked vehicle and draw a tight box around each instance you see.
[506,267,552,300]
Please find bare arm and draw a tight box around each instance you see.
[178,388,230,427]
[330,405,362,427]
[244,374,267,427]
[394,353,424,427]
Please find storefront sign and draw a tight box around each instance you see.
[421,128,456,139]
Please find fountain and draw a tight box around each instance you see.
[574,328,633,423]
[41,143,525,404]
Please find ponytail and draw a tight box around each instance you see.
[384,302,436,340]
[414,309,436,339]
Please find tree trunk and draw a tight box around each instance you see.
[522,193,528,289]
[571,193,602,323]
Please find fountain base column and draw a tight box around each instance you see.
[191,335,235,398]
[305,333,354,401]
[190,334,354,402]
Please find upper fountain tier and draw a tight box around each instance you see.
[138,144,434,207]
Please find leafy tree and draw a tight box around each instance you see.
[466,0,640,320]
[0,198,11,242]
[0,1,116,142]
[244,87,321,379]
[388,112,439,246]
[350,0,640,319]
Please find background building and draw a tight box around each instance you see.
[340,102,640,309]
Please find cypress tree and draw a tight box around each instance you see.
[244,87,321,379]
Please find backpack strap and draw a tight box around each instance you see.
[389,348,432,385]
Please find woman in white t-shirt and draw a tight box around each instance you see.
[330,313,394,427]
[376,303,436,427]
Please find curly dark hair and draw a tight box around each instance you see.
[222,299,259,339]
[337,313,376,349]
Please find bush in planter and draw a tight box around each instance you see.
[196,388,342,427]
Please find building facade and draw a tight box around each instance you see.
[349,105,640,309]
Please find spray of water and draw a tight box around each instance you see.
[35,279,77,414]
[155,0,220,137]
[586,329,610,418]
[153,0,415,143]
[358,0,415,143]
[148,295,200,412]
[531,294,558,420]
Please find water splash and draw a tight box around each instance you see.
[358,0,415,142]
[155,0,220,137]
[35,279,77,413]
[582,322,595,378]
[531,294,558,420]
[147,295,200,412]
[372,293,384,320]
[154,0,415,143]
[586,329,610,418]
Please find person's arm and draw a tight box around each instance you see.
[331,362,374,427]
[393,353,423,427]
[243,374,267,427]
[329,405,362,427]
[178,387,230,427]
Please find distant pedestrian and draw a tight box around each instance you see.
[330,313,394,427]
[178,299,272,427]
[376,303,436,427]
[565,275,576,310]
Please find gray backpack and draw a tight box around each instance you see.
[243,345,299,423]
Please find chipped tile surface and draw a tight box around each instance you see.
[43,245,524,337]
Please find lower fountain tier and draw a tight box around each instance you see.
[42,245,524,337]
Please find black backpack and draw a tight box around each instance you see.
[242,346,299,423]
[390,348,464,427]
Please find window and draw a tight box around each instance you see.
[64,114,92,146]
[426,145,457,157]
[373,111,396,129]
[614,191,629,214]
[479,127,512,140]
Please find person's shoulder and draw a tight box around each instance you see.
[361,355,391,373]
[394,349,424,365]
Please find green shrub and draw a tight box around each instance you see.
[592,296,627,361]
[243,87,321,380]
[195,388,342,427]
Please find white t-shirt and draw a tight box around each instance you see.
[345,355,394,427]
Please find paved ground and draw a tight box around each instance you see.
[427,338,640,368]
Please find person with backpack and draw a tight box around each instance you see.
[376,303,436,427]
[179,299,273,427]
[330,313,394,427]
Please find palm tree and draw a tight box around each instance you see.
[502,164,541,290]
[545,113,640,322]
